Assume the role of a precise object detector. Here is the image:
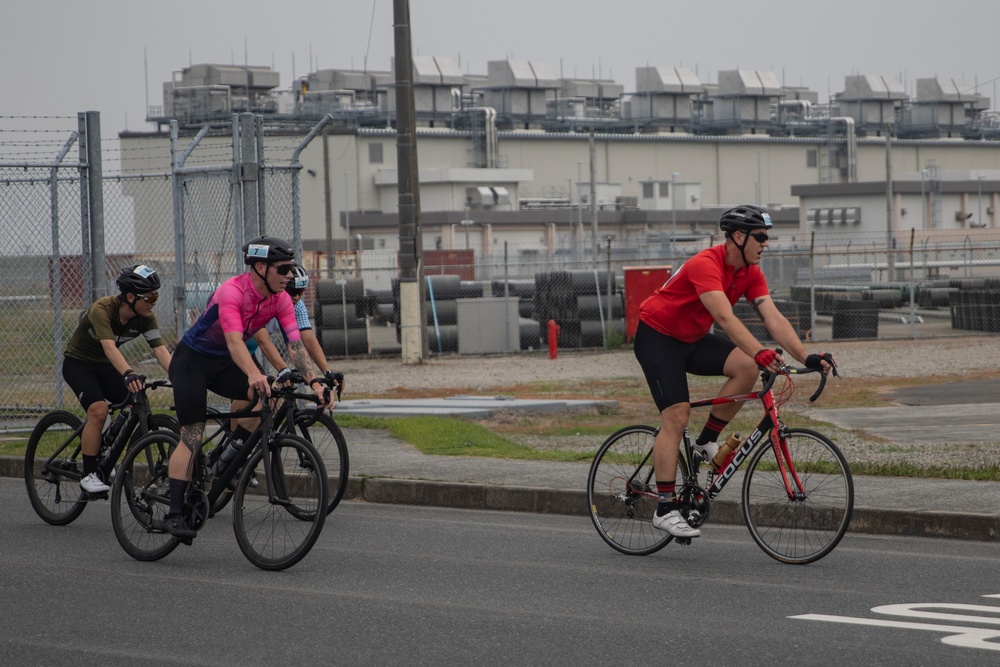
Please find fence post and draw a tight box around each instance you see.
[171,121,186,337]
[78,111,106,302]
[51,131,78,408]
[239,113,260,240]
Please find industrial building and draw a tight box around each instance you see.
[123,58,1000,260]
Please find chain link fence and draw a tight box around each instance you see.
[0,113,304,424]
[4,113,999,423]
[331,228,1000,357]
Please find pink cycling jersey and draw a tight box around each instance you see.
[180,272,300,357]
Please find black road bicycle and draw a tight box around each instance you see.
[24,379,176,525]
[110,375,329,571]
[205,373,348,516]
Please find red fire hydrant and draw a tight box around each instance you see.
[547,319,560,359]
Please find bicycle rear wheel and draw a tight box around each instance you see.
[232,433,328,571]
[588,425,685,556]
[110,431,181,561]
[742,427,854,564]
[24,411,87,526]
[290,410,349,514]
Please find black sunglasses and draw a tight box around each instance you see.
[272,263,295,276]
[748,232,769,243]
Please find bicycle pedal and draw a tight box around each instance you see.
[173,535,194,547]
[675,537,692,546]
[83,491,109,501]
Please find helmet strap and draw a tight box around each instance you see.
[252,263,281,295]
[733,231,751,267]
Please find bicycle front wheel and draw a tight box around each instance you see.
[291,410,349,514]
[587,425,682,556]
[110,431,180,562]
[742,428,854,564]
[24,411,87,526]
[232,433,328,571]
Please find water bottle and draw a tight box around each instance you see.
[103,408,131,448]
[711,432,742,469]
[213,437,245,476]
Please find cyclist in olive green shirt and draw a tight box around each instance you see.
[62,265,172,494]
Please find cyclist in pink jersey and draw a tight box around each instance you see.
[162,236,328,542]
[633,205,836,539]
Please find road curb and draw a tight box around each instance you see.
[342,476,1000,542]
[9,454,1000,542]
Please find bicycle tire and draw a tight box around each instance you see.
[588,425,686,556]
[232,433,328,571]
[742,427,854,564]
[110,431,181,562]
[24,411,87,526]
[290,410,350,514]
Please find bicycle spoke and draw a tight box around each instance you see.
[742,428,853,564]
[588,425,677,556]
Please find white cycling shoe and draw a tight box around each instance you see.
[80,472,110,494]
[652,509,701,538]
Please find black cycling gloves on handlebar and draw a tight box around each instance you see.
[805,352,838,375]
[274,367,293,385]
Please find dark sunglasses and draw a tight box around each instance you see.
[273,263,295,276]
[137,292,159,305]
[748,232,769,243]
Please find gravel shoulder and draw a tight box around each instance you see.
[330,336,1000,470]
[332,336,997,394]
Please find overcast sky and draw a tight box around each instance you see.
[4,0,1000,137]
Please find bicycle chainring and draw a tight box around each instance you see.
[183,488,210,530]
[678,484,710,527]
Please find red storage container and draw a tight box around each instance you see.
[624,265,672,343]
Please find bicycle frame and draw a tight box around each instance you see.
[624,368,819,507]
[41,380,169,486]
[195,380,329,514]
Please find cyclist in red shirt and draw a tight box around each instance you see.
[634,205,835,538]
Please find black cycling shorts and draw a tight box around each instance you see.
[169,341,251,427]
[62,356,128,410]
[632,320,736,413]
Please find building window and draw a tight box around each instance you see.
[658,182,670,198]
[369,143,383,164]
[806,149,817,168]
[642,182,655,198]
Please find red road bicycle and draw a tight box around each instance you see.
[587,352,853,564]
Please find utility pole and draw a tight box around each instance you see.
[589,128,598,259]
[885,128,894,282]
[394,0,426,361]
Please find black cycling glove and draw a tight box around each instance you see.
[805,353,838,375]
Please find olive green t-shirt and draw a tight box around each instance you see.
[64,296,165,364]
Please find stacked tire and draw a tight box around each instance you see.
[314,278,368,356]
[535,270,623,349]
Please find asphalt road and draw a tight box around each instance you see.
[2,477,1000,665]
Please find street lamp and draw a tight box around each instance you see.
[577,161,585,258]
[978,173,984,228]
[920,169,928,229]
[670,171,680,258]
[460,207,474,250]
[344,171,354,251]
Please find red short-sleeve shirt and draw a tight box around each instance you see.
[639,245,770,342]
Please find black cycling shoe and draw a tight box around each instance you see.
[156,513,196,544]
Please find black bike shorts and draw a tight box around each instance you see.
[169,341,251,427]
[632,320,736,413]
[62,356,128,410]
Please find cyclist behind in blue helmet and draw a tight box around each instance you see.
[633,205,836,539]
[248,263,344,401]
